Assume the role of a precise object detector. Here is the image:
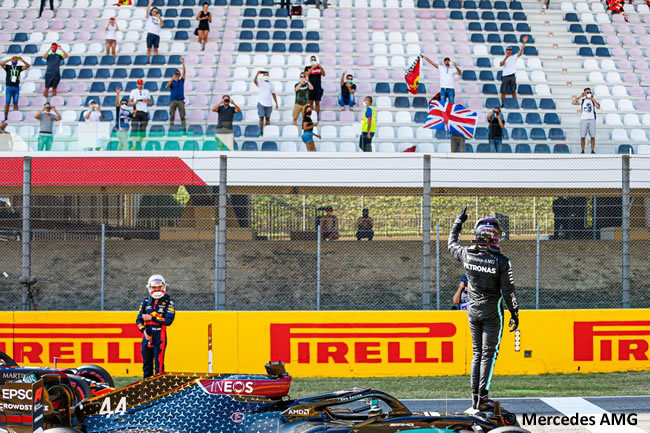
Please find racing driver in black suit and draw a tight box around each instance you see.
[448,207,519,412]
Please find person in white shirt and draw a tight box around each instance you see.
[105,17,119,57]
[128,79,152,147]
[420,55,461,105]
[572,87,600,154]
[499,35,528,107]
[84,100,104,122]
[146,0,164,63]
[253,70,278,136]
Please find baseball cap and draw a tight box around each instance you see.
[507,46,515,51]
[110,16,115,20]
[136,79,144,84]
[89,100,96,104]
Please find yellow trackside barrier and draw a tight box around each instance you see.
[0,310,647,377]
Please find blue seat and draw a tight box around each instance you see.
[168,125,185,137]
[306,31,319,41]
[468,22,482,31]
[534,143,550,153]
[617,144,634,154]
[503,98,518,109]
[289,30,302,40]
[145,68,161,79]
[305,43,319,53]
[23,44,38,54]
[485,97,500,108]
[144,82,158,92]
[432,0,445,7]
[463,0,476,8]
[509,1,523,9]
[183,140,201,151]
[417,0,430,7]
[394,96,410,108]
[134,55,148,65]
[188,125,204,136]
[175,31,189,40]
[151,55,165,65]
[498,143,512,153]
[518,84,533,95]
[90,82,105,93]
[475,127,489,140]
[83,96,97,107]
[482,84,498,94]
[83,56,98,66]
[291,20,305,29]
[414,112,428,123]
[549,128,565,140]
[490,46,505,55]
[64,55,80,66]
[177,19,192,28]
[569,23,583,33]
[471,34,485,43]
[102,111,114,122]
[261,141,278,151]
[146,126,164,138]
[179,7,194,16]
[487,33,501,43]
[258,19,272,28]
[543,113,560,125]
[435,130,450,139]
[242,19,255,28]
[512,11,526,20]
[465,143,474,152]
[516,23,530,32]
[108,82,122,92]
[450,10,463,19]
[477,57,491,68]
[112,68,127,79]
[238,42,253,52]
[260,8,273,16]
[574,35,588,44]
[479,70,494,81]
[479,1,491,8]
[413,97,428,108]
[595,47,610,57]
[13,32,28,42]
[273,30,286,40]
[96,68,110,79]
[78,69,93,79]
[393,83,408,93]
[272,43,286,52]
[125,82,137,92]
[496,11,510,20]
[525,113,541,124]
[507,112,523,124]
[62,69,76,79]
[157,95,170,106]
[129,68,145,78]
[231,0,244,5]
[553,144,570,154]
[539,99,555,110]
[502,129,510,140]
[585,24,600,33]
[494,1,507,9]
[144,141,161,151]
[466,11,480,19]
[243,7,256,16]
[564,12,578,22]
[591,35,605,45]
[168,0,180,5]
[511,127,527,140]
[165,8,178,17]
[255,42,270,52]
[484,22,498,31]
[163,19,175,28]
[448,0,461,7]
[115,55,131,66]
[153,110,169,122]
[168,55,181,65]
[274,19,288,28]
[244,125,261,137]
[515,143,531,153]
[463,70,478,80]
[100,56,115,66]
[232,125,242,137]
[289,43,303,52]
[163,140,181,151]
[241,141,259,151]
[275,8,288,16]
[530,128,547,141]
[375,83,391,93]
[500,22,514,31]
[482,11,495,20]
[523,46,538,56]
[477,143,491,153]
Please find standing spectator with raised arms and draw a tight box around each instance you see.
[196,2,212,50]
[165,57,186,132]
[293,71,312,126]
[105,17,120,57]
[499,35,527,108]
[572,88,600,154]
[253,70,278,137]
[420,55,461,105]
[43,43,68,98]
[339,71,356,111]
[305,56,325,116]
[129,79,153,148]
[146,0,164,64]
[1,56,30,119]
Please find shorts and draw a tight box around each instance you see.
[146,33,160,49]
[105,39,116,44]
[44,73,60,89]
[500,73,516,94]
[580,118,596,138]
[301,130,313,144]
[257,103,272,119]
[5,86,19,105]
[309,87,324,102]
[292,103,307,120]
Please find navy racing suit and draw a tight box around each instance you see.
[448,217,518,397]
[136,294,175,378]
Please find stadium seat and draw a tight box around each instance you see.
[507,112,523,124]
[534,143,550,153]
[482,84,498,94]
[553,144,570,154]
[530,128,546,140]
[544,113,560,125]
[511,128,527,140]
[525,113,542,124]
[241,141,259,151]
[394,97,410,108]
[413,97,428,109]
[549,128,566,140]
[475,127,488,140]
[503,98,518,109]
[515,143,531,153]
[617,144,634,154]
[244,125,261,137]
[261,141,278,151]
[539,99,555,110]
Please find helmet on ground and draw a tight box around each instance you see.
[147,274,167,299]
[472,217,501,253]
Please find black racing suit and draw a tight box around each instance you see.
[448,219,519,397]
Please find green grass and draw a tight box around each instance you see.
[114,371,650,399]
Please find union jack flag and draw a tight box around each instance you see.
[423,101,478,139]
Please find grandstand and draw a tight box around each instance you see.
[0,0,648,153]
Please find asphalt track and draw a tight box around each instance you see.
[404,396,650,433]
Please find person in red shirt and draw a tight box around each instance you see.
[304,56,325,116]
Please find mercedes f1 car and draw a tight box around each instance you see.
[0,355,530,433]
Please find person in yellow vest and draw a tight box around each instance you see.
[359,96,376,152]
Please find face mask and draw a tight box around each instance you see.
[347,78,353,82]
[311,61,317,65]
[262,76,269,82]
[586,93,592,99]
[121,103,127,109]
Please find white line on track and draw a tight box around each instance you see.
[541,397,646,433]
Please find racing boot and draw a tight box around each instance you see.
[471,394,480,410]
[477,395,496,412]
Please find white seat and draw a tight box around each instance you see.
[624,114,640,126]
[631,129,647,141]
[129,19,144,31]
[600,98,616,111]
[601,59,616,71]
[416,128,433,139]
[372,33,386,43]
[402,0,415,7]
[22,83,36,93]
[282,125,299,137]
[62,110,77,122]
[160,30,172,41]
[377,126,395,139]
[355,0,369,7]
[516,57,525,69]
[29,32,44,43]
[377,111,393,123]
[560,1,574,11]
[319,141,337,152]
[340,126,356,139]
[376,96,391,109]
[591,2,605,13]
[473,45,488,56]
[535,84,551,95]
[404,32,419,43]
[252,54,269,66]
[588,71,605,82]
[618,99,634,112]
[606,72,621,83]
[132,7,146,19]
[306,19,320,30]
[232,67,248,79]
[263,125,280,138]
[339,0,352,6]
[125,31,140,42]
[370,0,383,7]
[270,55,285,66]
[612,85,628,97]
[406,44,421,56]
[596,13,609,23]
[245,110,258,121]
[436,142,451,153]
[515,71,529,82]
[372,43,387,55]
[397,126,413,139]
[583,59,598,70]
[642,114,650,126]
[121,42,135,53]
[386,0,399,7]
[306,8,321,18]
[236,54,251,66]
[231,80,247,93]
[605,113,622,126]
[280,141,298,152]
[87,43,103,54]
[637,4,650,13]
[612,129,629,141]
[638,145,650,154]
[390,56,406,68]
[531,71,546,82]
[417,142,435,153]
[117,7,132,18]
[76,0,89,7]
[1,0,16,7]
[339,142,357,152]
[287,55,302,66]
[26,69,42,81]
[269,68,283,80]
[170,42,185,52]
[594,84,610,97]
[388,32,402,43]
[102,8,116,18]
[580,12,595,23]
[389,44,404,55]
[527,58,542,70]
[373,56,388,67]
[321,126,338,139]
[395,111,411,123]
[376,142,396,152]
[575,2,589,12]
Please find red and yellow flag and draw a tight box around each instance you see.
[405,57,421,95]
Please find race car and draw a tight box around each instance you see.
[1,360,530,433]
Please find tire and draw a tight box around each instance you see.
[74,364,115,387]
[65,374,94,402]
[44,428,83,432]
[490,427,531,433]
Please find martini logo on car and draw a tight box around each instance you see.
[574,321,650,361]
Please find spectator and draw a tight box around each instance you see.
[146,0,164,63]
[452,275,470,310]
[320,207,339,240]
[572,87,600,154]
[38,0,54,18]
[34,102,60,151]
[83,100,105,122]
[115,88,133,150]
[420,55,461,104]
[165,57,186,131]
[290,0,303,18]
[253,70,278,137]
[43,43,68,98]
[450,132,465,153]
[301,105,320,152]
[195,2,212,49]
[499,35,528,107]
[356,208,374,241]
[105,17,119,57]
[339,71,356,111]
[293,71,312,126]
[0,121,13,150]
[487,107,505,152]
[211,95,241,150]
[305,56,325,116]
[128,79,152,148]
[359,96,376,152]
[1,56,30,119]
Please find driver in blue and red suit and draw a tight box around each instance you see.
[136,274,176,378]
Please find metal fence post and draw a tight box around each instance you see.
[20,156,32,311]
[621,155,630,308]
[214,223,219,310]
[592,197,597,240]
[536,225,540,309]
[436,221,440,311]
[316,223,321,310]
[100,223,105,311]
[422,155,431,310]
[216,155,227,310]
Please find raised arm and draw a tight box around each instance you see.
[231,99,241,113]
[52,106,62,121]
[253,71,260,86]
[517,35,528,58]
[20,57,31,70]
[448,206,467,263]
[340,71,345,86]
[453,61,461,76]
[60,48,69,59]
[180,57,186,80]
[420,54,439,69]
[571,93,584,106]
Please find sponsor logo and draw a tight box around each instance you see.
[1,388,32,401]
[287,408,310,416]
[574,321,650,361]
[463,263,497,274]
[200,380,254,395]
[230,412,245,423]
[270,323,456,365]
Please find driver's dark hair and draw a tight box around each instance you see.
[584,87,591,92]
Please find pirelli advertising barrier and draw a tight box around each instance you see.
[0,310,648,377]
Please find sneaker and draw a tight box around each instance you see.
[591,150,595,154]
[478,396,496,412]
[581,150,585,154]
[472,394,480,410]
